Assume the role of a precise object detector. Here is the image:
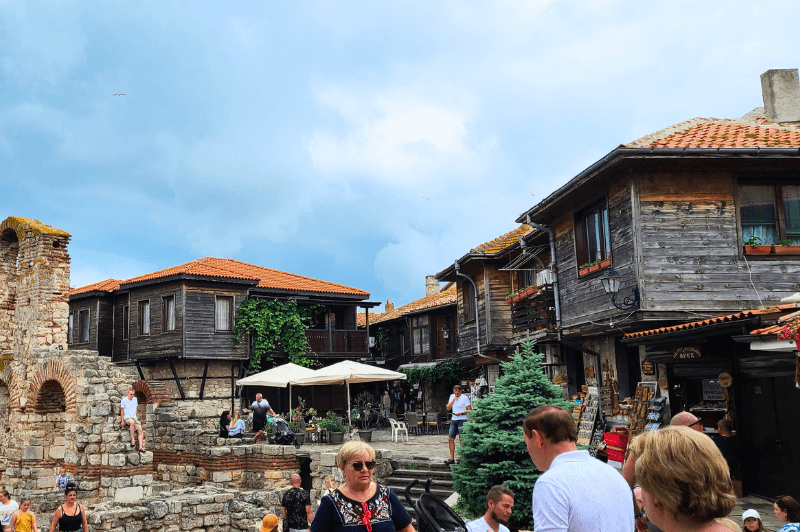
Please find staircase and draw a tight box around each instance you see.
[384,459,455,521]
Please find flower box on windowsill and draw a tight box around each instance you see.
[598,258,611,269]
[744,245,772,255]
[772,245,800,255]
[578,259,611,277]
[505,286,539,304]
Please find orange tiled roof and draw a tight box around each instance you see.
[357,312,382,327]
[749,309,800,336]
[70,278,122,296]
[371,285,457,325]
[70,257,369,297]
[471,226,532,254]
[623,304,797,340]
[625,111,800,149]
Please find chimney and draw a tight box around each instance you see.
[385,299,394,312]
[761,69,800,123]
[425,275,440,297]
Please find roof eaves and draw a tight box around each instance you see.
[119,273,259,290]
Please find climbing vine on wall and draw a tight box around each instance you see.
[233,298,318,373]
[399,358,468,386]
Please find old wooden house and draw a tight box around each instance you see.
[68,257,377,422]
[512,69,800,495]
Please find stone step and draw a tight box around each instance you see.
[392,468,453,479]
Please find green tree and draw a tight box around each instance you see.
[451,340,573,530]
[233,298,316,373]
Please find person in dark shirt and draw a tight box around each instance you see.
[282,474,313,532]
[711,418,740,480]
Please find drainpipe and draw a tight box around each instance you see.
[526,216,562,340]
[454,260,481,356]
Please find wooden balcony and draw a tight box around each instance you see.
[306,329,368,355]
[512,286,556,334]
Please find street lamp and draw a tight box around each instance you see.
[600,268,640,311]
[441,325,449,339]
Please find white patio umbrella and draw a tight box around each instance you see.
[236,362,317,414]
[291,360,407,426]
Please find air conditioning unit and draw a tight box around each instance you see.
[535,269,553,286]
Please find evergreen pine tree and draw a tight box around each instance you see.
[451,340,573,530]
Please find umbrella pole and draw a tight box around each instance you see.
[347,381,352,427]
[289,384,292,418]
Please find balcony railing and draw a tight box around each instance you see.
[512,286,556,334]
[306,330,368,354]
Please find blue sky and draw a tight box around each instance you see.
[3,1,800,309]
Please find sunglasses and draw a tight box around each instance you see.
[688,419,703,428]
[350,461,376,471]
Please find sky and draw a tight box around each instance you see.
[3,1,800,310]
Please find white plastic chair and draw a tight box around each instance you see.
[388,417,409,442]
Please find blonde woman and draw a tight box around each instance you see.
[312,441,413,532]
[631,426,736,532]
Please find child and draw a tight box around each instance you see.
[259,513,279,532]
[9,497,36,532]
[54,468,72,491]
[742,509,765,532]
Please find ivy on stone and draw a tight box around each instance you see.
[233,298,316,373]
[450,340,573,530]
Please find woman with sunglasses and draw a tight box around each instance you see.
[774,495,800,532]
[312,441,414,532]
[48,485,88,532]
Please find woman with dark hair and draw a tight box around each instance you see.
[219,411,231,438]
[774,496,800,532]
[49,485,88,532]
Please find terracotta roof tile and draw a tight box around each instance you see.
[471,226,532,254]
[70,278,122,296]
[71,257,369,297]
[371,285,457,325]
[750,309,800,336]
[623,304,797,339]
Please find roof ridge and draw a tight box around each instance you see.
[218,257,366,292]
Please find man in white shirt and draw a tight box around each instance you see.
[120,388,145,451]
[466,485,515,532]
[523,405,634,532]
[445,385,471,464]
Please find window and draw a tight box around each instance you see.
[215,296,233,331]
[67,312,74,344]
[411,315,430,357]
[163,296,175,331]
[138,301,150,335]
[122,305,129,340]
[739,184,800,245]
[575,200,611,269]
[78,309,90,343]
[462,281,475,322]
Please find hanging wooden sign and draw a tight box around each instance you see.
[658,376,668,389]
[718,373,732,388]
[673,346,701,359]
[641,359,655,376]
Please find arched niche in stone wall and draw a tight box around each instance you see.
[26,359,76,471]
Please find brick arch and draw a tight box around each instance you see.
[28,359,76,414]
[0,368,23,413]
[131,380,170,405]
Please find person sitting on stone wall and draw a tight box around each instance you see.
[120,388,145,452]
[54,468,72,492]
[228,413,246,438]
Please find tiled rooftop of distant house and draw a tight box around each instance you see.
[370,285,457,325]
[471,226,532,254]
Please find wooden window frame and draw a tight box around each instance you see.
[67,311,74,345]
[138,300,150,336]
[77,309,90,344]
[163,295,176,332]
[574,198,611,274]
[215,295,234,332]
[122,305,129,340]
[462,282,475,323]
[737,178,800,249]
[410,315,430,357]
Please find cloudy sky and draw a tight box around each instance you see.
[2,1,799,308]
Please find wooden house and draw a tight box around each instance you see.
[68,257,378,421]
[512,69,800,496]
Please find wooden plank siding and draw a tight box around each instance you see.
[183,285,248,360]
[128,282,185,360]
[637,171,800,311]
[112,294,129,362]
[484,264,514,345]
[556,177,637,330]
[96,299,114,357]
[456,270,484,355]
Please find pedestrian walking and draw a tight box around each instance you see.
[282,474,314,532]
[465,485,514,532]
[48,485,88,532]
[0,490,18,532]
[523,405,634,532]
[630,425,735,532]
[9,497,36,532]
[120,388,145,451]
[774,496,800,532]
[445,385,471,464]
[243,393,276,443]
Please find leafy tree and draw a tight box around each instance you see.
[233,298,317,373]
[451,340,573,530]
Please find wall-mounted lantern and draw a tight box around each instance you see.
[600,268,640,311]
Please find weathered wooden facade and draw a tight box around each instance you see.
[69,257,377,422]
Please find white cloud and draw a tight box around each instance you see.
[305,86,478,184]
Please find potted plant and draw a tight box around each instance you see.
[319,411,345,444]
[351,391,380,442]
[778,317,800,351]
[578,262,592,277]
[744,235,771,254]
[599,258,612,269]
[588,259,602,273]
[287,418,305,445]
[773,239,800,255]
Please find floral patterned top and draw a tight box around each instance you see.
[311,484,411,532]
[778,524,800,532]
